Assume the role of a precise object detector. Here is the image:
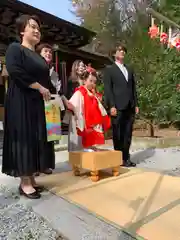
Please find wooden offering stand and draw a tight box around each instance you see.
[69,150,122,182]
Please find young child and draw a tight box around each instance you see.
[68,70,110,151]
[86,66,103,102]
[91,80,103,102]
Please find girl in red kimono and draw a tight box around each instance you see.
[69,70,110,149]
[91,86,103,102]
[86,66,103,102]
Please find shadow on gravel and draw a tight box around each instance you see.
[131,148,155,164]
[162,168,180,177]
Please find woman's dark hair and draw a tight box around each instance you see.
[70,60,84,82]
[16,14,41,36]
[36,43,52,54]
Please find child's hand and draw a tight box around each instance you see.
[66,101,74,111]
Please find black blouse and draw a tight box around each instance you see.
[6,42,56,97]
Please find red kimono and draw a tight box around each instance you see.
[69,86,110,148]
[91,88,103,102]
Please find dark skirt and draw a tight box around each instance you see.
[2,83,55,177]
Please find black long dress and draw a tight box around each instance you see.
[2,42,55,177]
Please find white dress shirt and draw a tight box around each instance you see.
[115,61,128,81]
[50,66,61,92]
[49,66,65,111]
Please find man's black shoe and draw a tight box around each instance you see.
[122,160,136,167]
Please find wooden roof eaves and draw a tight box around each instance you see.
[56,44,112,64]
[1,0,96,44]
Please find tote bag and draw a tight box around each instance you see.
[45,96,61,142]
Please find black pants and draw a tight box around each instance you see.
[111,105,135,162]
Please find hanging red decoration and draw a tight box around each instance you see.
[169,36,180,49]
[148,25,159,39]
[160,32,168,44]
[175,38,180,50]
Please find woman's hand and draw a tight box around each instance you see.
[39,86,51,101]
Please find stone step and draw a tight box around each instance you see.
[54,135,68,151]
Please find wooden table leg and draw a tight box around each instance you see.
[72,165,80,176]
[90,170,99,182]
[112,166,120,176]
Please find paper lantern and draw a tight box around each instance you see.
[175,39,180,50]
[169,36,180,49]
[160,32,168,44]
[148,25,159,39]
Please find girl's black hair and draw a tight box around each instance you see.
[83,70,97,80]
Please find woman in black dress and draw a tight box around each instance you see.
[2,14,55,199]
[66,60,85,99]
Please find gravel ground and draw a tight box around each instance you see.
[132,147,180,176]
[0,185,138,240]
[98,145,180,176]
[0,186,62,240]
[1,128,180,240]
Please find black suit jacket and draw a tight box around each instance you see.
[103,63,137,111]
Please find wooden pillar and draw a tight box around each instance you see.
[168,26,172,48]
[151,16,155,26]
[61,61,67,94]
[55,51,58,73]
[160,24,163,34]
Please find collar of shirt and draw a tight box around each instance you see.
[115,61,128,81]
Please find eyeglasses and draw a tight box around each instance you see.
[117,48,125,53]
[116,46,127,53]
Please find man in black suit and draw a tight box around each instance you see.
[103,44,139,167]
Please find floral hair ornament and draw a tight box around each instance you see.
[86,66,96,74]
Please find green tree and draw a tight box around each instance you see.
[125,17,180,135]
[71,0,180,136]
[71,0,124,54]
[136,48,179,136]
[158,0,180,24]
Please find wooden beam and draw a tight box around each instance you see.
[52,43,112,65]
[146,8,180,29]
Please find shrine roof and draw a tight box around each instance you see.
[57,45,113,67]
[0,0,96,48]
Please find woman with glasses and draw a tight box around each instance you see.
[2,14,55,199]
